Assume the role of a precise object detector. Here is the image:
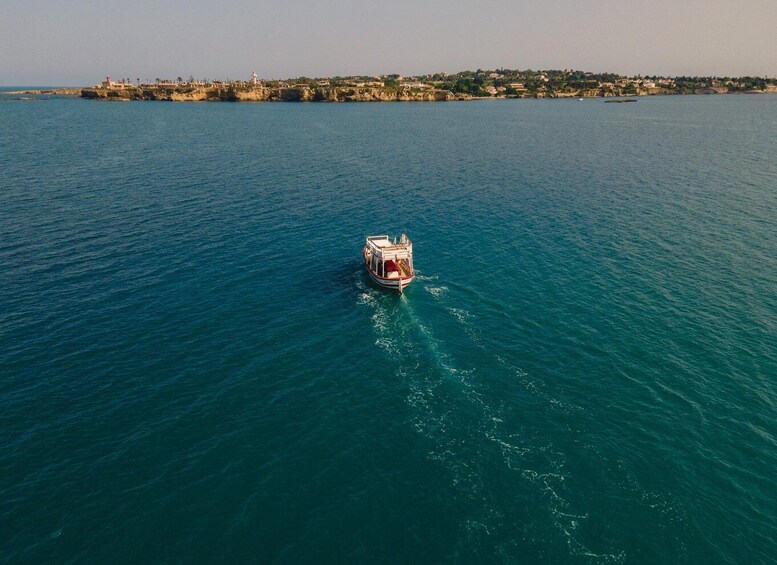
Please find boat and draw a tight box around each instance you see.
[363,234,415,293]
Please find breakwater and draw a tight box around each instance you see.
[4,88,82,96]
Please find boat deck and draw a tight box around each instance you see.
[370,237,393,248]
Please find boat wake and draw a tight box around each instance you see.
[356,271,631,562]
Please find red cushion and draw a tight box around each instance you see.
[385,260,398,272]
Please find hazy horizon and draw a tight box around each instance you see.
[2,0,776,86]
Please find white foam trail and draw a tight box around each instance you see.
[425,285,448,299]
[360,274,623,562]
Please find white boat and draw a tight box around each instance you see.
[363,234,415,293]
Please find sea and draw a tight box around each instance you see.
[1,90,775,564]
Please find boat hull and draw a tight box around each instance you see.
[366,268,414,291]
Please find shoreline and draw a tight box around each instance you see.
[5,87,774,103]
[78,85,775,103]
[3,88,81,96]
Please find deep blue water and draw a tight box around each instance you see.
[1,94,776,563]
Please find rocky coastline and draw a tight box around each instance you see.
[81,85,464,102]
[80,84,777,103]
[75,68,777,102]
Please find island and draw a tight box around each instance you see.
[80,69,777,102]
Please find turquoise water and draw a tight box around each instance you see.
[1,94,776,563]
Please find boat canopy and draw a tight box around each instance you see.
[365,234,413,261]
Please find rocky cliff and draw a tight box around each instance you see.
[81,86,462,102]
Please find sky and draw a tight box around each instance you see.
[1,0,776,85]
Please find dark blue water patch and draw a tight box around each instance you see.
[1,95,776,564]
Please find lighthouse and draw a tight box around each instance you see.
[252,71,258,86]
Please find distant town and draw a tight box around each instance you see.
[45,68,777,102]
